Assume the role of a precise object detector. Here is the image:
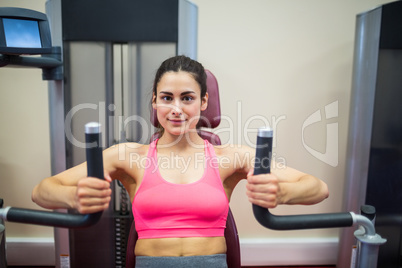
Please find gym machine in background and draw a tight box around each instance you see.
[0,7,63,267]
[0,1,197,267]
[2,1,402,267]
[338,2,402,267]
[0,7,62,79]
[45,0,197,267]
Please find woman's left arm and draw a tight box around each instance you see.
[236,146,329,209]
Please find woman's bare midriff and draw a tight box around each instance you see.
[135,237,227,257]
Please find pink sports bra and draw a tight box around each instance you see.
[132,139,229,239]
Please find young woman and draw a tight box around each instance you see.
[32,55,329,268]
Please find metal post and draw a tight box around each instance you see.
[354,230,386,268]
[0,224,5,268]
[352,214,386,268]
[0,199,6,268]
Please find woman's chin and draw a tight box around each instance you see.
[165,127,187,136]
[166,127,198,137]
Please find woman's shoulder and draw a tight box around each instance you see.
[104,142,150,162]
[211,143,255,177]
[108,141,149,152]
[212,144,255,170]
[212,143,255,157]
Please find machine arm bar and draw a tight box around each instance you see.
[252,128,354,230]
[0,47,63,80]
[0,122,104,229]
[0,54,62,68]
[253,205,354,230]
[1,207,99,228]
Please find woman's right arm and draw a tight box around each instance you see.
[31,162,112,214]
[32,143,143,213]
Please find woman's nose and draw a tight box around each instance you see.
[171,101,182,115]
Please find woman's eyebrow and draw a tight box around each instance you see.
[159,91,173,95]
[181,91,196,95]
[159,90,196,96]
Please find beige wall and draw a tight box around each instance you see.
[0,0,397,265]
[192,0,395,241]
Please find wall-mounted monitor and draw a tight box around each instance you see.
[0,7,52,55]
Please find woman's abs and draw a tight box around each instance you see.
[134,237,227,257]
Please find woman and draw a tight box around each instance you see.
[32,55,329,268]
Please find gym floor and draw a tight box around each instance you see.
[9,266,335,268]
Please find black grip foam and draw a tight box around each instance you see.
[85,132,104,180]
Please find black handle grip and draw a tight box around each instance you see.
[85,122,104,180]
[3,122,105,228]
[83,122,105,224]
[252,128,354,230]
[254,133,273,175]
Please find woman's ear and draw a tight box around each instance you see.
[201,92,208,111]
[152,93,157,109]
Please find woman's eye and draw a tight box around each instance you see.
[161,96,172,101]
[182,96,193,102]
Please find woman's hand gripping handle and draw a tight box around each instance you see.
[252,127,354,230]
[1,122,107,228]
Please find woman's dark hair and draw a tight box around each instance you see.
[152,55,207,98]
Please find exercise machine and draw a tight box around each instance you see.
[1,2,395,266]
[339,2,402,266]
[252,128,386,268]
[1,2,198,266]
[0,7,62,79]
[1,125,387,267]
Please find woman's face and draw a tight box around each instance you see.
[152,71,208,136]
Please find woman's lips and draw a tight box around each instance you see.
[168,119,186,124]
